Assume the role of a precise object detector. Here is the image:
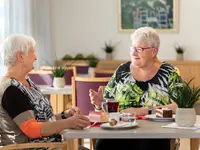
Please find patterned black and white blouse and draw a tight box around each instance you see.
[103,61,180,111]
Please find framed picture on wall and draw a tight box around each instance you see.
[118,0,179,33]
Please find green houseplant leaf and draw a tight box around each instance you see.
[102,41,119,54]
[168,76,200,108]
[44,59,76,78]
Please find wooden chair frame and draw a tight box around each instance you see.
[72,77,110,150]
[92,69,115,77]
[72,77,110,107]
[0,142,68,150]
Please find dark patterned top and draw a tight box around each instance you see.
[0,77,61,149]
[104,61,180,111]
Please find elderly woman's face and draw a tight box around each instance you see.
[130,41,156,68]
[22,47,37,70]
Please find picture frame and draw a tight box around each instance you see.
[118,0,179,33]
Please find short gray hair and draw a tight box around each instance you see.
[131,26,160,49]
[2,34,36,67]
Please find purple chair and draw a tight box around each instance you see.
[64,67,77,85]
[72,77,110,115]
[76,66,88,74]
[27,71,53,85]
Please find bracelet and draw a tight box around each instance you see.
[93,105,102,110]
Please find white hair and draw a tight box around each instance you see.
[2,34,36,67]
[131,26,160,49]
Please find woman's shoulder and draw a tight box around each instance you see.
[116,61,131,73]
[160,61,178,73]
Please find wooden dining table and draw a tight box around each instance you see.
[61,116,200,150]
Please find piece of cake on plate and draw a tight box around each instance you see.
[88,111,108,122]
[155,108,173,118]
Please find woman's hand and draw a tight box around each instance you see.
[65,107,82,116]
[122,107,148,116]
[89,87,103,108]
[67,113,90,129]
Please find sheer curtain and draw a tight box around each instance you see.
[3,0,53,70]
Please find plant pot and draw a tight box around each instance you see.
[88,67,95,77]
[175,108,196,127]
[53,77,65,88]
[176,53,184,61]
[106,53,112,60]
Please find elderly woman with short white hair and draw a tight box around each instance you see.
[0,34,90,149]
[90,27,180,150]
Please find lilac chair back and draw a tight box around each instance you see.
[64,69,74,85]
[76,66,88,74]
[74,77,110,115]
[27,73,53,85]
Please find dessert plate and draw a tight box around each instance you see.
[145,114,175,122]
[100,122,138,130]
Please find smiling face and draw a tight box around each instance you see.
[130,41,157,68]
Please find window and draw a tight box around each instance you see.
[0,0,5,76]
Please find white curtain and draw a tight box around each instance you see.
[3,0,53,69]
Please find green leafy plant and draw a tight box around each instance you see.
[168,76,200,108]
[174,43,185,54]
[62,54,73,60]
[74,53,85,60]
[44,59,75,78]
[88,58,99,68]
[86,54,98,60]
[52,66,66,77]
[102,41,118,54]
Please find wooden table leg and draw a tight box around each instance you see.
[50,94,58,114]
[190,138,199,150]
[57,94,65,113]
[67,139,79,150]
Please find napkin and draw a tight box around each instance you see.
[162,123,200,130]
[137,116,148,120]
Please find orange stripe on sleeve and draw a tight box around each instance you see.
[20,119,44,139]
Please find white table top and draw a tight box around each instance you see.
[62,116,200,139]
[38,85,72,95]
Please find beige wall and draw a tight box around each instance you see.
[50,0,200,61]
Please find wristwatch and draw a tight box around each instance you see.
[61,111,71,119]
[93,105,102,110]
[148,105,153,114]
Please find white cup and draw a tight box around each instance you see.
[108,112,120,124]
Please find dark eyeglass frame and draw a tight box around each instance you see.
[130,46,154,53]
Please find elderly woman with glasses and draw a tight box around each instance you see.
[89,26,180,150]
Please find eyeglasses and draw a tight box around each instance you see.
[130,46,153,53]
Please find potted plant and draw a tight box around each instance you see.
[168,75,200,127]
[52,65,66,88]
[62,54,73,60]
[74,53,85,60]
[174,43,185,61]
[87,55,99,77]
[102,41,118,60]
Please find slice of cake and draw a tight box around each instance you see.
[155,108,173,118]
[88,111,108,122]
